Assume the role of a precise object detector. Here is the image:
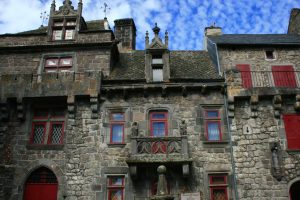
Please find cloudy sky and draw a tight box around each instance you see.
[0,0,299,50]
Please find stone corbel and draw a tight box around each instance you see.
[17,98,25,121]
[273,95,282,118]
[182,164,189,177]
[129,165,137,179]
[144,86,149,98]
[270,142,283,181]
[0,100,9,121]
[90,94,98,119]
[161,86,167,97]
[123,88,128,100]
[294,94,300,111]
[201,85,207,94]
[67,95,76,119]
[250,95,258,118]
[181,86,187,97]
[227,96,235,118]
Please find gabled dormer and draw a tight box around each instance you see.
[47,0,84,41]
[145,23,170,83]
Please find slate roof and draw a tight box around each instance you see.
[208,34,300,45]
[106,50,221,81]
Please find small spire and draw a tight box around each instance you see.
[152,23,160,36]
[50,0,56,12]
[145,31,149,48]
[165,30,168,48]
[101,2,110,18]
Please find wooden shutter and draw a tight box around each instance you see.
[236,64,252,88]
[283,115,300,150]
[272,66,297,88]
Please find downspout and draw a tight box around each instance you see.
[211,38,239,199]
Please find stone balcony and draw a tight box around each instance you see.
[127,136,192,177]
[0,71,101,99]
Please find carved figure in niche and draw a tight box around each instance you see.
[179,120,187,135]
[271,142,282,181]
[131,122,139,137]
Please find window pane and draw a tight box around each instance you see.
[111,113,124,121]
[110,177,123,186]
[53,30,62,40]
[211,176,226,184]
[153,68,163,82]
[52,109,65,117]
[46,59,58,67]
[66,21,76,26]
[59,58,72,66]
[34,110,48,118]
[152,113,166,119]
[111,124,123,143]
[207,111,219,118]
[152,58,163,64]
[33,124,45,144]
[50,123,63,144]
[207,122,220,141]
[65,29,75,40]
[212,188,227,200]
[109,190,122,200]
[153,122,166,137]
[53,21,63,26]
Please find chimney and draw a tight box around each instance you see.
[288,8,300,34]
[114,18,136,51]
[203,25,222,50]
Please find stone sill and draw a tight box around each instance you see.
[107,143,126,148]
[26,144,64,150]
[202,141,229,145]
[286,149,300,154]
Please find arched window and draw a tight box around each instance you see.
[24,167,58,200]
[290,180,300,200]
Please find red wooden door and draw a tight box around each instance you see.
[272,66,297,87]
[283,115,300,150]
[236,64,252,88]
[24,167,58,200]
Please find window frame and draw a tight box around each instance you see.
[109,113,125,144]
[205,110,222,142]
[107,176,125,200]
[149,111,168,137]
[151,54,164,82]
[29,108,65,145]
[44,57,73,73]
[209,174,228,200]
[51,18,76,41]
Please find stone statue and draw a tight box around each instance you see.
[179,120,187,135]
[271,142,282,181]
[131,122,139,137]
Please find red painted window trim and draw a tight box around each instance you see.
[209,175,228,200]
[107,176,124,200]
[272,65,297,88]
[205,110,221,141]
[236,64,253,88]
[210,175,227,184]
[30,122,47,144]
[45,57,73,72]
[47,121,65,145]
[283,114,300,150]
[150,111,168,137]
[110,113,125,144]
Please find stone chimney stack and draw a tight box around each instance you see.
[288,8,300,34]
[203,25,222,50]
[114,18,136,51]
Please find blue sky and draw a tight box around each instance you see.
[0,0,299,50]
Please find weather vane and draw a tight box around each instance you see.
[40,11,49,27]
[101,2,111,18]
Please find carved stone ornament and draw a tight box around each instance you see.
[270,142,283,181]
[131,122,139,137]
[179,120,187,135]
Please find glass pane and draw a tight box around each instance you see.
[152,122,166,137]
[211,176,226,184]
[34,110,48,118]
[59,58,72,66]
[53,21,63,26]
[111,124,123,143]
[46,59,58,67]
[110,177,123,186]
[65,29,75,40]
[50,124,63,144]
[212,188,227,200]
[207,122,220,141]
[207,111,219,118]
[152,58,163,64]
[109,190,122,200]
[53,30,62,40]
[152,113,166,119]
[111,113,124,121]
[66,21,76,26]
[153,68,163,82]
[52,109,65,117]
[33,124,45,144]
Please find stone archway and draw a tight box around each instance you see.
[290,180,300,200]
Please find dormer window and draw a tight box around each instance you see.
[152,55,163,82]
[52,19,76,41]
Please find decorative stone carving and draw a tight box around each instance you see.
[270,142,283,181]
[294,94,300,111]
[273,95,282,118]
[90,94,98,119]
[17,98,25,121]
[131,122,139,137]
[67,95,76,119]
[179,120,187,135]
[0,101,9,121]
[250,95,258,118]
[227,96,235,118]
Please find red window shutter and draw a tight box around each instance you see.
[283,115,300,149]
[236,64,252,88]
[272,66,297,88]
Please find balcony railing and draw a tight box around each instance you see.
[234,71,300,88]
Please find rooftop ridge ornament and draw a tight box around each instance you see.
[101,2,111,18]
[153,23,160,35]
[40,11,49,27]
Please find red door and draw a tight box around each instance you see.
[236,64,252,88]
[283,115,300,150]
[24,167,58,200]
[272,66,297,87]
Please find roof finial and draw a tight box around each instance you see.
[101,2,111,18]
[40,11,49,28]
[165,30,168,48]
[145,31,149,48]
[153,23,160,36]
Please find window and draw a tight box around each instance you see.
[45,57,73,72]
[205,110,221,141]
[272,66,297,88]
[107,176,125,200]
[110,113,125,144]
[150,111,168,137]
[30,108,65,145]
[52,19,76,41]
[236,64,252,88]
[265,50,276,60]
[283,114,300,150]
[152,55,163,82]
[209,175,228,200]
